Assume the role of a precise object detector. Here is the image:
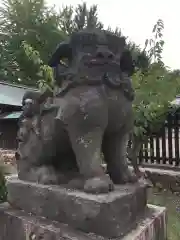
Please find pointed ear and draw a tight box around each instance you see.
[22,91,42,105]
[38,90,53,104]
[120,50,135,76]
[48,41,72,67]
[22,91,34,105]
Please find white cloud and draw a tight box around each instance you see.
[48,0,180,70]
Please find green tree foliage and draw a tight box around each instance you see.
[171,69,180,77]
[0,0,149,87]
[59,2,103,35]
[0,0,65,86]
[0,1,105,86]
[22,41,54,92]
[128,19,180,173]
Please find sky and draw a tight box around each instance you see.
[48,0,180,70]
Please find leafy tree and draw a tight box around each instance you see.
[128,19,180,175]
[0,0,149,87]
[0,0,65,86]
[144,19,164,64]
[0,1,105,86]
[59,2,103,35]
[22,41,54,92]
[171,69,180,77]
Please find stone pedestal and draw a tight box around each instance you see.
[0,176,167,240]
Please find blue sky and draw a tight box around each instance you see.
[48,0,180,70]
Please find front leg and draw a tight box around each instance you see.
[102,132,137,184]
[68,127,114,193]
[58,86,114,193]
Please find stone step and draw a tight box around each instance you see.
[0,203,167,240]
[6,176,147,238]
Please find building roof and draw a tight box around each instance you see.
[0,111,22,119]
[0,81,38,107]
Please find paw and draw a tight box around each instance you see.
[84,175,114,194]
[121,168,138,183]
[67,178,84,190]
[32,166,59,185]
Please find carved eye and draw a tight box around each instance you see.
[108,54,113,59]
[96,52,104,58]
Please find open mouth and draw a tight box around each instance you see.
[83,58,119,67]
[91,58,116,64]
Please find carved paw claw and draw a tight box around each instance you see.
[84,175,114,194]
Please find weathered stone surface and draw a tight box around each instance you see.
[122,204,167,240]
[128,166,180,192]
[143,167,180,192]
[7,176,147,238]
[16,29,138,194]
[0,203,98,240]
[0,203,167,240]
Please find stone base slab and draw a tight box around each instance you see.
[122,204,167,240]
[0,203,167,240]
[6,176,147,238]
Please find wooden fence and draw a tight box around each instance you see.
[138,111,180,168]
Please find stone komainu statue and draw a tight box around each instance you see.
[16,29,137,194]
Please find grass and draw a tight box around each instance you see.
[148,188,180,240]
